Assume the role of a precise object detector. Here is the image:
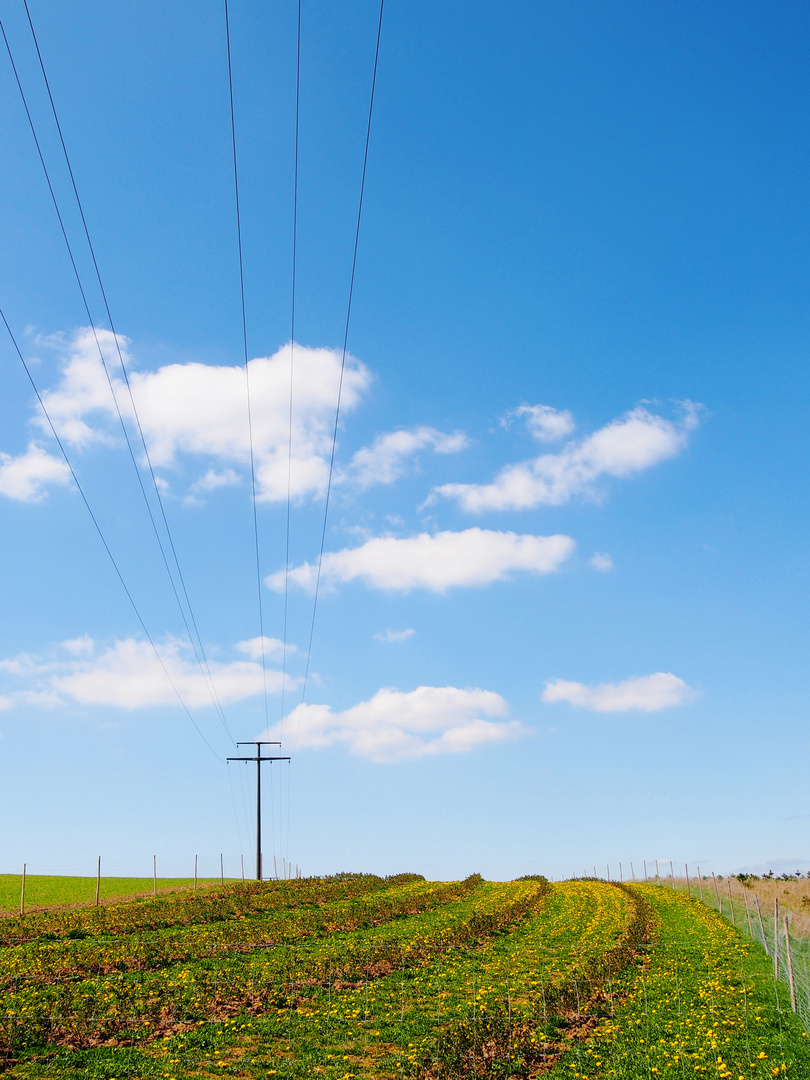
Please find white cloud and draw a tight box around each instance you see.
[0,443,71,502]
[0,637,294,711]
[268,685,524,762]
[234,636,292,661]
[267,528,575,594]
[542,672,698,713]
[504,404,575,442]
[62,635,95,656]
[36,329,370,502]
[589,552,614,572]
[0,653,40,676]
[347,426,468,488]
[436,403,701,512]
[190,468,241,493]
[373,628,416,643]
[15,689,63,707]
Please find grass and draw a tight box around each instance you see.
[0,875,228,914]
[664,877,810,973]
[544,884,810,1080]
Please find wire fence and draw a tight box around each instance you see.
[0,858,303,921]
[643,871,810,1028]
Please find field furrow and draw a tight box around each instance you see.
[0,877,476,985]
[1,878,545,1052]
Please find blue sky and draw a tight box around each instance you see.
[1,0,809,882]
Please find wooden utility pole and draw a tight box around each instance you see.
[227,741,289,881]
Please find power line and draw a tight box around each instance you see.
[226,761,245,859]
[279,0,303,742]
[0,306,222,761]
[19,0,234,748]
[289,0,385,761]
[3,11,249,849]
[224,0,271,732]
[237,758,255,859]
[2,10,236,747]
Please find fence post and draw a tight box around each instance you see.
[774,899,779,979]
[726,877,736,927]
[754,894,770,957]
[95,856,101,906]
[712,872,723,916]
[670,860,675,888]
[20,863,26,916]
[784,915,797,1012]
[655,860,661,886]
[153,855,157,897]
[194,855,198,890]
[697,866,703,901]
[220,853,224,886]
[743,888,754,938]
[631,862,636,881]
[241,854,245,881]
[685,863,690,897]
[619,862,623,883]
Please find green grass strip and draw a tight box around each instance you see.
[546,884,810,1080]
[0,876,214,915]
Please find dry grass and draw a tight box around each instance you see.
[732,876,810,936]
[664,874,810,939]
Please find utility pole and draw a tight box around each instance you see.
[227,741,289,881]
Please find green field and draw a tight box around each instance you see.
[0,875,228,914]
[0,873,807,1078]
